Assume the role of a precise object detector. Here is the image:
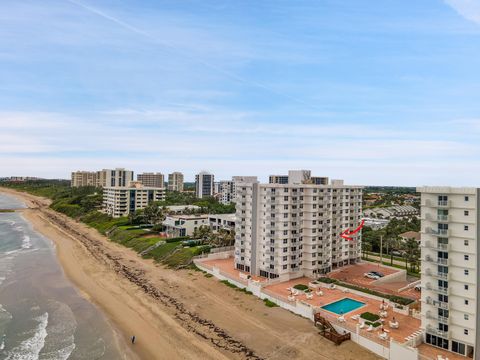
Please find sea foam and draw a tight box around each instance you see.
[4,312,48,360]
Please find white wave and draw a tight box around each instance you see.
[5,312,48,360]
[21,234,32,250]
[0,336,5,350]
[39,339,75,360]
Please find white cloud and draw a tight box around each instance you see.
[445,0,480,24]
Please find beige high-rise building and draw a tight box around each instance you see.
[137,172,164,188]
[168,172,184,192]
[235,170,363,281]
[218,176,258,205]
[418,186,478,358]
[71,171,98,187]
[103,181,165,218]
[97,168,134,188]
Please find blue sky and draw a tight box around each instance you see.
[1,0,480,185]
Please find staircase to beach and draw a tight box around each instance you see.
[314,313,351,345]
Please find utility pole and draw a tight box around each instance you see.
[379,235,383,268]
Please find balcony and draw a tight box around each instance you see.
[424,199,451,208]
[423,241,449,251]
[424,283,449,295]
[426,311,449,324]
[426,325,449,338]
[424,268,449,280]
[427,228,449,237]
[425,297,449,310]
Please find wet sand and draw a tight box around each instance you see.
[0,188,380,360]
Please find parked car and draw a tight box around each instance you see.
[364,272,380,280]
[370,271,385,278]
[414,284,421,291]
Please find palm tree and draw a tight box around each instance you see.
[362,241,372,260]
[403,238,420,273]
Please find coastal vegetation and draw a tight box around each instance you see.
[0,180,231,268]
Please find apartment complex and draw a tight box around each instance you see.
[162,214,209,237]
[419,187,478,358]
[218,176,258,205]
[98,168,134,188]
[137,172,165,188]
[269,171,328,186]
[103,181,165,217]
[71,171,98,187]
[235,170,363,281]
[168,172,184,192]
[195,171,214,198]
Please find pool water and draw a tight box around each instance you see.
[321,298,365,315]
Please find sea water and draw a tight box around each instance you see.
[0,194,124,359]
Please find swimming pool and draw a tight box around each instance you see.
[321,298,365,315]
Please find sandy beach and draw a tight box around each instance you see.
[0,188,380,360]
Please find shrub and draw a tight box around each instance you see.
[293,284,309,291]
[317,277,337,284]
[263,298,278,307]
[365,321,381,328]
[360,312,380,322]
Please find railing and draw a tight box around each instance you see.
[426,325,449,338]
[426,297,449,309]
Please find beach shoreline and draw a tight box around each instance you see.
[0,188,380,360]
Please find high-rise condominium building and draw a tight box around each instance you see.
[195,171,214,199]
[418,186,478,358]
[269,175,289,184]
[97,168,134,188]
[103,181,165,218]
[218,176,258,205]
[137,172,165,188]
[235,170,363,281]
[168,172,184,192]
[71,171,98,187]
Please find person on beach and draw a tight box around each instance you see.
[131,335,136,344]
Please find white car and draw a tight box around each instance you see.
[364,272,380,280]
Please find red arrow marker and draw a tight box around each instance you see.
[340,219,365,241]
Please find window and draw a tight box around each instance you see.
[464,225,469,231]
[452,341,466,356]
[464,255,469,261]
[464,210,469,216]
[465,299,469,305]
[464,314,469,320]
[464,329,469,335]
[464,239,469,246]
[465,196,469,201]
[464,284,469,290]
[464,269,469,276]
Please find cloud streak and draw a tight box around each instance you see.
[445,0,480,24]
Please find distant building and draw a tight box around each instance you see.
[268,175,289,184]
[4,176,42,183]
[103,181,165,217]
[363,217,389,230]
[164,205,201,214]
[97,168,134,188]
[137,172,165,188]
[208,213,235,232]
[168,172,184,192]
[162,214,209,237]
[195,171,214,198]
[218,176,258,205]
[363,205,418,219]
[71,171,98,187]
[399,231,420,244]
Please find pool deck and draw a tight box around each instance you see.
[264,277,421,345]
[196,256,459,360]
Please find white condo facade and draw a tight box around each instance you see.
[195,171,215,198]
[419,186,478,358]
[234,170,363,281]
[103,181,165,218]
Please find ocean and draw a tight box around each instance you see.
[0,194,124,360]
